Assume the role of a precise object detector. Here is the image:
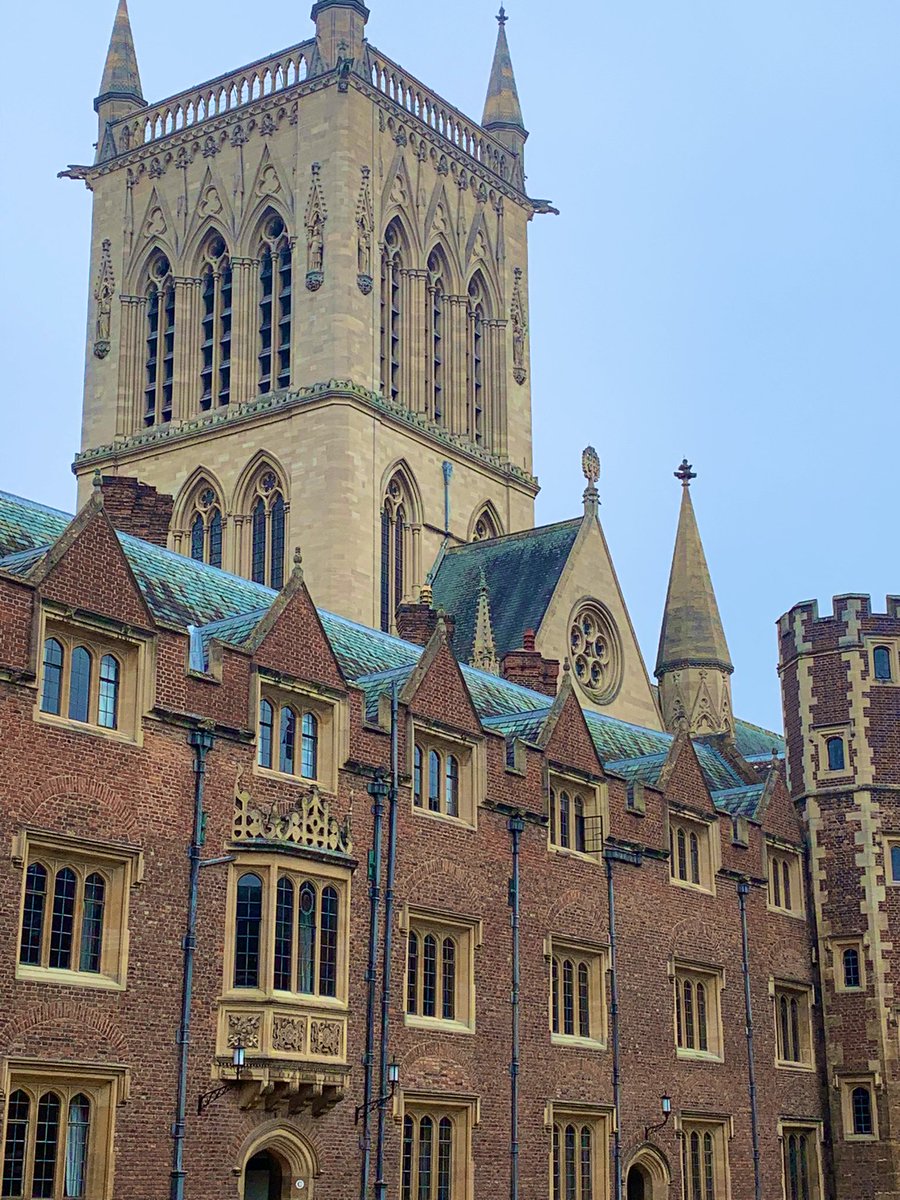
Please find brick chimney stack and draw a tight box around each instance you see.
[395,586,456,648]
[100,476,173,548]
[500,629,560,697]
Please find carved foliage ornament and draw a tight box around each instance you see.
[304,162,327,291]
[232,772,352,856]
[310,1020,342,1058]
[93,239,116,359]
[227,1013,261,1051]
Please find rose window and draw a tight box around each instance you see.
[569,602,623,704]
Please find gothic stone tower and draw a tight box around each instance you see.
[779,594,900,1198]
[71,0,545,631]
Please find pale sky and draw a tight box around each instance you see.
[2,0,897,731]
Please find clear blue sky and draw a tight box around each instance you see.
[2,1,897,731]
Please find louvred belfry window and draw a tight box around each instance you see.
[144,254,175,427]
[427,249,448,426]
[380,220,405,405]
[198,234,232,410]
[258,214,292,394]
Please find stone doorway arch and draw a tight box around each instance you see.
[237,1126,317,1199]
[625,1144,671,1200]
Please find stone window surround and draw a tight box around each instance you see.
[811,723,852,781]
[675,1113,732,1200]
[777,1120,825,1200]
[838,1074,880,1142]
[831,936,867,993]
[769,978,815,1070]
[547,770,607,861]
[667,807,718,895]
[546,934,609,1051]
[12,828,144,992]
[399,903,482,1036]
[410,721,481,829]
[670,958,726,1064]
[255,673,346,796]
[545,1101,613,1200]
[396,1091,480,1200]
[764,839,806,918]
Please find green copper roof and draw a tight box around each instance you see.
[0,489,767,801]
[710,783,765,819]
[431,519,581,664]
[605,753,669,786]
[733,718,785,760]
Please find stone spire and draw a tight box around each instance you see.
[471,570,500,675]
[482,8,528,163]
[95,0,144,112]
[94,0,145,162]
[655,461,734,735]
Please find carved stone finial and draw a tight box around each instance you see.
[420,582,434,607]
[92,469,103,494]
[582,446,600,487]
[675,458,697,487]
[293,546,303,576]
[497,5,507,24]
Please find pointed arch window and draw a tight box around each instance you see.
[471,506,502,542]
[427,250,448,425]
[380,471,415,633]
[258,214,292,394]
[199,234,232,410]
[467,275,490,446]
[186,485,224,568]
[144,254,175,427]
[380,221,405,405]
[248,470,287,589]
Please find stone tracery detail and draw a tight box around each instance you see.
[233,772,353,855]
[569,600,623,705]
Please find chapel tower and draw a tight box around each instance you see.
[655,460,734,734]
[71,1,546,631]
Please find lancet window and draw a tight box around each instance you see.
[258,214,292,394]
[187,485,224,568]
[380,221,405,406]
[380,471,415,633]
[247,468,287,590]
[427,249,448,425]
[143,254,175,428]
[467,274,489,447]
[198,234,232,410]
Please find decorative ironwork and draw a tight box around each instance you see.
[233,773,352,855]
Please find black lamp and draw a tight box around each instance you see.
[645,1095,672,1141]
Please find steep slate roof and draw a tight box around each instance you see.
[733,718,785,760]
[431,519,581,664]
[656,483,732,674]
[0,489,777,810]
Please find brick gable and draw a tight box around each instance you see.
[248,565,345,692]
[400,623,481,737]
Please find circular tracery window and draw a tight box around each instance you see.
[569,601,623,704]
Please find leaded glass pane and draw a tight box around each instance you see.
[423,934,437,1018]
[41,639,63,715]
[274,877,294,992]
[298,882,317,994]
[234,874,262,988]
[20,863,47,966]
[1,1090,29,1198]
[64,1094,90,1199]
[49,868,76,970]
[68,647,92,724]
[79,873,105,973]
[98,655,119,730]
[33,1092,61,1199]
[319,885,338,998]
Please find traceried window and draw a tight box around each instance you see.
[248,469,286,589]
[569,601,623,706]
[550,940,606,1046]
[767,846,803,916]
[258,696,320,782]
[381,470,416,633]
[232,869,341,1001]
[38,625,135,737]
[781,1126,822,1200]
[143,254,175,427]
[405,911,476,1032]
[258,214,292,393]
[674,965,723,1059]
[471,506,501,542]
[774,985,813,1066]
[187,485,224,568]
[412,733,474,824]
[550,1109,607,1200]
[681,1121,728,1200]
[380,220,405,405]
[198,234,232,410]
[15,835,140,989]
[669,815,714,891]
[401,1103,472,1200]
[427,249,448,426]
[467,274,490,447]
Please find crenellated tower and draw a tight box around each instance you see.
[69,1,549,631]
[655,460,734,734]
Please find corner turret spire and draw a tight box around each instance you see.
[482,8,528,165]
[95,0,144,112]
[656,461,734,735]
